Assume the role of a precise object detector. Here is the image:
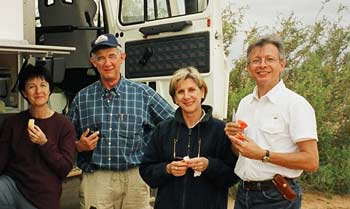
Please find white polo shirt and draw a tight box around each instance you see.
[234,80,318,181]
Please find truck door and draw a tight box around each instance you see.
[110,0,229,119]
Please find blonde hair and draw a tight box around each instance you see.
[169,66,208,104]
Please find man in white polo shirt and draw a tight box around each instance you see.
[225,34,319,209]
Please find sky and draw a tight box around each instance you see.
[226,0,350,60]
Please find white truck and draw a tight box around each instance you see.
[0,0,229,208]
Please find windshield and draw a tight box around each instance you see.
[119,0,208,25]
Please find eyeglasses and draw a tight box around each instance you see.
[95,53,121,64]
[173,126,202,160]
[249,57,280,66]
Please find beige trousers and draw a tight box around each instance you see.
[79,167,151,209]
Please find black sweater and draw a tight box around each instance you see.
[140,105,239,209]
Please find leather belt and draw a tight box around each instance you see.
[241,178,295,191]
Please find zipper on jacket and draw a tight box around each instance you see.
[181,128,192,209]
[186,128,192,156]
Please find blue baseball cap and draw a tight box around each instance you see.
[90,34,121,54]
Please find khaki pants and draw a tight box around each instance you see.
[80,168,151,209]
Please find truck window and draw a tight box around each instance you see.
[120,0,208,25]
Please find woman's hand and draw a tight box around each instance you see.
[166,160,188,177]
[186,157,209,172]
[28,125,48,145]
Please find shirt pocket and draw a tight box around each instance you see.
[259,116,286,148]
[119,114,143,141]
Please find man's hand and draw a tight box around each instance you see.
[228,134,265,160]
[225,121,248,155]
[224,122,241,137]
[75,128,100,152]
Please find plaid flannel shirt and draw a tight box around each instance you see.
[68,77,174,172]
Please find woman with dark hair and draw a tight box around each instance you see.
[139,67,239,209]
[0,64,76,209]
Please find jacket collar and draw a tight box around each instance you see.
[174,105,212,126]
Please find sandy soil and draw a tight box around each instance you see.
[302,192,350,209]
[228,192,350,209]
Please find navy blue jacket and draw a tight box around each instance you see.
[140,105,239,209]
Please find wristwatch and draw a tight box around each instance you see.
[262,150,270,162]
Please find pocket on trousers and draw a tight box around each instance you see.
[262,188,285,201]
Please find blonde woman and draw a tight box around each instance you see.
[140,67,238,209]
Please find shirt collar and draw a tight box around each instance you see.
[250,80,286,104]
[97,75,124,96]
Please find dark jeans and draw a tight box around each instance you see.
[0,175,37,209]
[234,180,302,209]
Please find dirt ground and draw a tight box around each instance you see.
[62,176,350,209]
[227,192,350,209]
[302,192,350,209]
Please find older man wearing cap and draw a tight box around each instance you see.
[68,34,175,209]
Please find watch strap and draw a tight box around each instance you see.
[262,149,270,162]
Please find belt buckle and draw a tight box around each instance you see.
[242,181,248,190]
[242,181,255,190]
[242,180,265,190]
[256,182,261,190]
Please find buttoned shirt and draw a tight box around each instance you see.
[234,80,318,181]
[68,77,174,172]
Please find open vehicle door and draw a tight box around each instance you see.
[111,0,229,119]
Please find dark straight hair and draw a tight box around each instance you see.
[18,64,54,100]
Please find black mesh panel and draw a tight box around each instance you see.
[125,32,210,78]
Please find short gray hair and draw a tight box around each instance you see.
[247,34,285,62]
